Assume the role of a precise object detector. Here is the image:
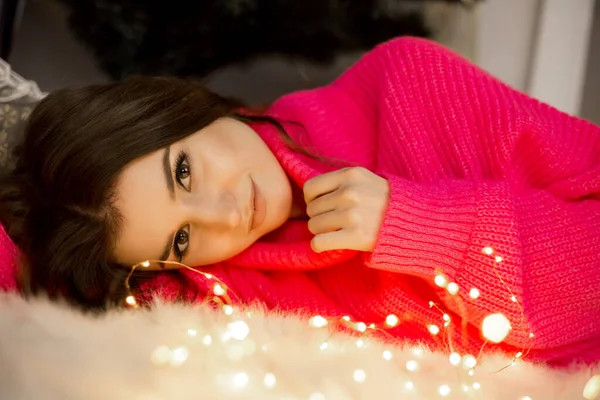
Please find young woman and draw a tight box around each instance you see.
[0,37,599,366]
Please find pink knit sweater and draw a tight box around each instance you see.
[2,37,600,365]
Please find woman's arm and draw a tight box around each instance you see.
[333,37,600,349]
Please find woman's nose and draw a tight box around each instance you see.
[184,192,242,230]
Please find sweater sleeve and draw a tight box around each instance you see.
[334,37,600,350]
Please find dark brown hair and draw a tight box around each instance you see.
[0,76,291,310]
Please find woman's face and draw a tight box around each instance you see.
[113,117,293,269]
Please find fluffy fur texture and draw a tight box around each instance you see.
[56,0,478,79]
[0,292,597,400]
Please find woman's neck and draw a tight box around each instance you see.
[289,179,308,220]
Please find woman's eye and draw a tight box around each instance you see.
[175,226,190,258]
[175,152,192,191]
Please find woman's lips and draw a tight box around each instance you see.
[249,177,266,231]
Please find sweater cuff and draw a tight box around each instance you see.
[366,174,480,280]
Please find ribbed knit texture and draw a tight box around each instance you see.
[1,38,599,365]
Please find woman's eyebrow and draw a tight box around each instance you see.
[163,145,175,199]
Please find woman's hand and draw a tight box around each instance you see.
[304,167,390,253]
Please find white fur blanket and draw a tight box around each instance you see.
[0,292,598,400]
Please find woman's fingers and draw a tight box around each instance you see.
[310,230,352,253]
[304,168,351,204]
[307,210,345,235]
[306,185,363,218]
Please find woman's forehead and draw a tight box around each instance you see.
[113,148,174,266]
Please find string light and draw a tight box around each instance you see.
[118,244,566,400]
[481,313,512,343]
[449,352,462,366]
[263,373,277,389]
[385,314,399,327]
[227,321,250,340]
[406,360,419,372]
[353,369,367,383]
[435,275,448,287]
[583,375,600,400]
[428,324,440,335]
[462,354,477,369]
[446,282,459,295]
[309,315,329,328]
[232,372,249,388]
[438,384,451,396]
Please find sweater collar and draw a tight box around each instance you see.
[224,120,358,270]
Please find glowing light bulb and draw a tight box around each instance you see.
[462,354,477,369]
[495,255,503,263]
[439,385,451,396]
[482,247,494,255]
[583,375,600,400]
[443,314,451,322]
[150,346,171,366]
[125,296,137,306]
[468,369,475,376]
[187,329,197,336]
[469,288,481,299]
[511,295,517,302]
[353,369,367,383]
[382,350,393,360]
[356,339,364,348]
[169,347,189,366]
[434,275,448,287]
[227,321,250,340]
[406,360,419,372]
[428,324,440,335]
[223,305,234,315]
[202,335,212,345]
[342,316,351,321]
[320,342,328,350]
[355,322,367,332]
[385,314,400,327]
[140,260,151,268]
[205,273,213,279]
[263,373,277,389]
[449,352,462,366]
[447,282,459,295]
[473,382,481,390]
[213,283,226,296]
[233,372,249,388]
[309,315,329,328]
[520,397,532,400]
[412,347,424,357]
[481,313,512,343]
[405,381,414,390]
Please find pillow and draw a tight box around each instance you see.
[0,58,45,178]
[0,59,44,291]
